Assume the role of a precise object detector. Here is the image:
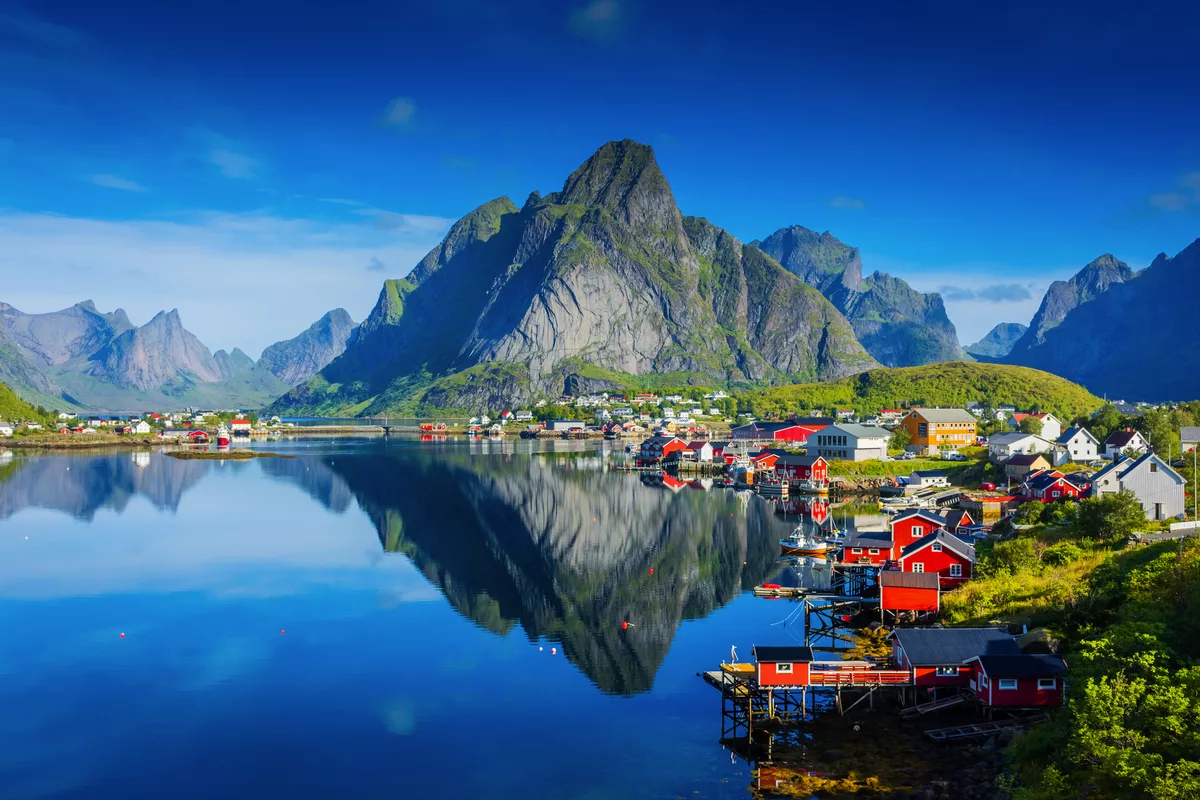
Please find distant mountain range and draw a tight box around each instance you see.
[1004,240,1200,400]
[0,302,357,411]
[966,322,1028,358]
[271,140,971,416]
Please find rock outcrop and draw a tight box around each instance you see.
[965,322,1028,358]
[257,308,358,386]
[1008,254,1133,355]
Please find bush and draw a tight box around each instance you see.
[1041,541,1082,567]
[983,537,1041,576]
[1015,501,1046,525]
[1077,490,1147,542]
[1045,499,1077,524]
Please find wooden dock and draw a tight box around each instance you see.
[924,715,1047,742]
[900,693,969,719]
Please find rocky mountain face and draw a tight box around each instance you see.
[273,140,878,415]
[0,301,286,411]
[1008,254,1133,355]
[752,226,967,366]
[965,322,1028,358]
[1005,241,1199,399]
[257,308,358,386]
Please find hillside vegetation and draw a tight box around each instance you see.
[0,381,50,424]
[742,362,1102,420]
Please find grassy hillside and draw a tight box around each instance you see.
[742,362,1103,420]
[0,381,51,423]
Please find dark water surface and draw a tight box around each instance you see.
[0,438,849,799]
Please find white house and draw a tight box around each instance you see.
[909,470,950,489]
[1052,426,1100,466]
[57,412,77,420]
[514,410,534,422]
[1103,428,1148,459]
[1182,426,1200,453]
[1009,412,1062,441]
[987,432,1052,461]
[1091,452,1186,520]
[808,423,892,462]
[132,420,152,435]
[25,422,42,430]
[0,421,12,437]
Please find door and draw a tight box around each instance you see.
[1155,503,1163,521]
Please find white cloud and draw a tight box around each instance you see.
[828,195,865,210]
[568,0,624,44]
[0,209,453,356]
[1148,170,1200,212]
[84,173,147,192]
[209,147,260,179]
[382,97,417,130]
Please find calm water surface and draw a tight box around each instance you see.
[0,438,872,799]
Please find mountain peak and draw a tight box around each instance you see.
[557,139,676,228]
[76,300,97,312]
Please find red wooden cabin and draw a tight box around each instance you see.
[891,627,1021,689]
[752,645,814,686]
[838,530,894,565]
[942,509,978,535]
[897,530,975,587]
[889,510,949,546]
[1024,471,1084,502]
[775,455,829,485]
[965,654,1067,708]
[879,570,940,613]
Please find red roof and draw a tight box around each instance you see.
[231,419,250,424]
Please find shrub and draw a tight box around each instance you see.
[1041,541,1082,567]
[1015,501,1046,525]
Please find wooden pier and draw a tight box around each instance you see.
[924,714,1047,742]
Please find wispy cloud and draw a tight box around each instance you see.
[567,0,624,44]
[938,283,1034,302]
[382,97,417,130]
[1148,170,1200,212]
[355,208,456,234]
[0,10,89,49]
[366,257,386,272]
[84,173,147,192]
[209,148,260,180]
[829,195,866,210]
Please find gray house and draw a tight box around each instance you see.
[1053,426,1100,466]
[1182,426,1200,454]
[1090,452,1186,521]
[808,423,892,461]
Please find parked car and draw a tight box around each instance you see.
[979,482,997,491]
[897,452,916,460]
[1088,460,1107,468]
[941,450,967,461]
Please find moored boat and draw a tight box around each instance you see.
[779,526,829,557]
[217,428,231,447]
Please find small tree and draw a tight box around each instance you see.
[1077,490,1147,542]
[889,428,911,453]
[1015,500,1046,525]
[1019,416,1044,436]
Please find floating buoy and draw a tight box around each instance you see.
[539,646,543,651]
[551,647,557,655]
[621,621,630,630]
[648,568,654,575]
[119,632,124,639]
[281,630,286,635]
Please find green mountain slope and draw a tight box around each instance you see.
[271,140,878,416]
[742,361,1102,420]
[0,380,50,423]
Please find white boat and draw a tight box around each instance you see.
[780,526,829,557]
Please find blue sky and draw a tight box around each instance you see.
[1,0,1198,354]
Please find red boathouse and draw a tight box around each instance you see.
[965,654,1067,708]
[879,570,940,614]
[891,627,1021,689]
[752,645,813,686]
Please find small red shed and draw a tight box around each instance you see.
[775,455,829,485]
[965,654,1067,708]
[898,530,975,587]
[879,570,940,613]
[838,531,894,565]
[752,645,814,687]
[891,627,1021,688]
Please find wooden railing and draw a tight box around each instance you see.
[808,668,911,686]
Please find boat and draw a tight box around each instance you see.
[217,428,231,447]
[780,526,829,557]
[487,424,505,437]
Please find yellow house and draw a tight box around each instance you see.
[899,408,977,455]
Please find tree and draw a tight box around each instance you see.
[1092,402,1125,441]
[1015,501,1046,525]
[888,428,911,453]
[1019,416,1044,436]
[1077,490,1148,541]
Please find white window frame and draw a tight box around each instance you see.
[935,666,958,676]
[949,563,963,577]
[911,563,924,573]
[775,662,793,674]
[912,524,925,538]
[932,543,943,552]
[998,678,1018,690]
[1037,678,1056,690]
[979,673,988,687]
[851,547,863,554]
[868,548,880,555]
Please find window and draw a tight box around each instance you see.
[911,563,924,573]
[776,663,793,674]
[912,524,925,538]
[979,673,988,686]
[1052,490,1060,498]
[852,548,863,554]
[998,679,1018,690]
[935,666,958,676]
[949,564,963,577]
[932,543,943,552]
[868,548,880,555]
[1037,678,1056,690]
[1150,462,1158,473]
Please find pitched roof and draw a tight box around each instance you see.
[970,654,1068,677]
[841,530,893,549]
[879,571,940,590]
[1055,426,1099,446]
[1104,429,1142,447]
[890,509,949,527]
[1026,473,1079,493]
[891,627,1020,666]
[901,529,975,561]
[1182,427,1200,444]
[907,408,977,423]
[1122,451,1186,484]
[910,470,949,479]
[753,645,815,663]
[943,509,974,529]
[825,423,892,439]
[989,432,1047,446]
[1005,454,1049,467]
[777,454,824,467]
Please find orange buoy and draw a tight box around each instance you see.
[621,621,630,630]
[119,632,124,639]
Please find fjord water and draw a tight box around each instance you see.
[0,438,825,800]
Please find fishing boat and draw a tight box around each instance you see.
[216,428,231,447]
[779,526,829,557]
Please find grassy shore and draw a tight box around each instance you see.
[2,433,164,449]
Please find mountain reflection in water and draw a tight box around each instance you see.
[0,443,790,694]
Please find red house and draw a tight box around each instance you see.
[752,645,814,686]
[187,430,209,443]
[897,530,975,587]
[965,654,1067,708]
[838,530,894,565]
[775,455,829,486]
[750,448,786,468]
[889,510,949,550]
[638,435,687,464]
[942,509,978,535]
[879,570,940,614]
[729,418,832,444]
[1024,471,1083,502]
[708,441,729,462]
[891,627,1021,689]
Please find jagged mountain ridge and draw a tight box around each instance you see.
[752,225,968,366]
[257,308,358,385]
[272,140,879,415]
[0,301,287,410]
[1008,254,1133,355]
[966,322,1028,358]
[1005,240,1200,399]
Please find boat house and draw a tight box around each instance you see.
[965,654,1067,708]
[891,627,1021,689]
[879,571,940,615]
